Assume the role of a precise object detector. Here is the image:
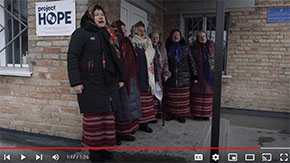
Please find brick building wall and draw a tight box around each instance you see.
[163,14,180,41]
[0,0,164,139]
[88,0,121,24]
[146,0,165,40]
[163,0,290,112]
[222,0,290,112]
[0,0,90,139]
[1,0,288,140]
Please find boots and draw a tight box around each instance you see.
[177,117,186,123]
[165,115,175,121]
[139,123,153,133]
[99,149,113,159]
[89,149,113,162]
[89,150,105,162]
[149,120,158,124]
[116,134,136,141]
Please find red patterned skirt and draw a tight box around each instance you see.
[81,112,116,147]
[139,92,156,124]
[164,86,190,117]
[116,120,138,135]
[190,94,213,118]
[153,97,162,119]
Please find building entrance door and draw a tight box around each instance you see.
[120,0,148,36]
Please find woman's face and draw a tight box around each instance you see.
[151,32,159,45]
[172,31,180,43]
[198,32,207,44]
[94,9,106,28]
[121,25,127,36]
[137,26,146,39]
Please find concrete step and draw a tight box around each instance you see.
[119,117,213,162]
[196,118,230,162]
[1,117,230,163]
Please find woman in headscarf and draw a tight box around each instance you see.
[190,31,215,121]
[67,4,125,162]
[165,29,198,123]
[130,21,157,133]
[149,31,171,121]
[111,20,142,143]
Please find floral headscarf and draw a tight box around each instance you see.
[85,4,122,68]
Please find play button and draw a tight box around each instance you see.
[20,154,26,160]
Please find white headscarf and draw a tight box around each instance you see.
[130,32,155,94]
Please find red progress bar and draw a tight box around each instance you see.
[0,147,261,149]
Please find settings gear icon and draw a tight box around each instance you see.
[212,153,219,161]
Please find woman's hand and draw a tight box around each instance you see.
[164,76,169,82]
[73,84,84,94]
[119,82,124,88]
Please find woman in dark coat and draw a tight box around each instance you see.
[149,31,171,121]
[190,31,215,121]
[111,20,142,143]
[67,4,125,162]
[165,29,198,123]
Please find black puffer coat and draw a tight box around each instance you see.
[165,45,198,88]
[67,13,125,113]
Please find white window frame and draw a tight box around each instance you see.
[0,0,31,77]
[0,0,6,67]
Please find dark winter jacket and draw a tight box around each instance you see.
[135,46,150,92]
[165,45,198,88]
[116,77,142,122]
[111,20,142,122]
[67,15,125,113]
[190,40,215,94]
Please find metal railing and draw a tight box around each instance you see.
[184,14,229,74]
[0,0,28,68]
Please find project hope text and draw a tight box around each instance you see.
[38,5,72,25]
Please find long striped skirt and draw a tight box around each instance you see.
[139,92,156,124]
[190,94,213,118]
[116,120,138,135]
[153,97,162,119]
[164,86,190,117]
[81,112,116,147]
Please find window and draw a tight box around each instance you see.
[0,0,31,76]
[184,14,229,75]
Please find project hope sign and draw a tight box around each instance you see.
[35,0,75,36]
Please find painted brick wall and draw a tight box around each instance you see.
[222,0,290,112]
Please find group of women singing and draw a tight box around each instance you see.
[67,4,215,162]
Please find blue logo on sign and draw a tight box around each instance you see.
[38,5,72,25]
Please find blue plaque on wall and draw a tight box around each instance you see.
[268,8,290,23]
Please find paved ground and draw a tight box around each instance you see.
[0,113,289,163]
